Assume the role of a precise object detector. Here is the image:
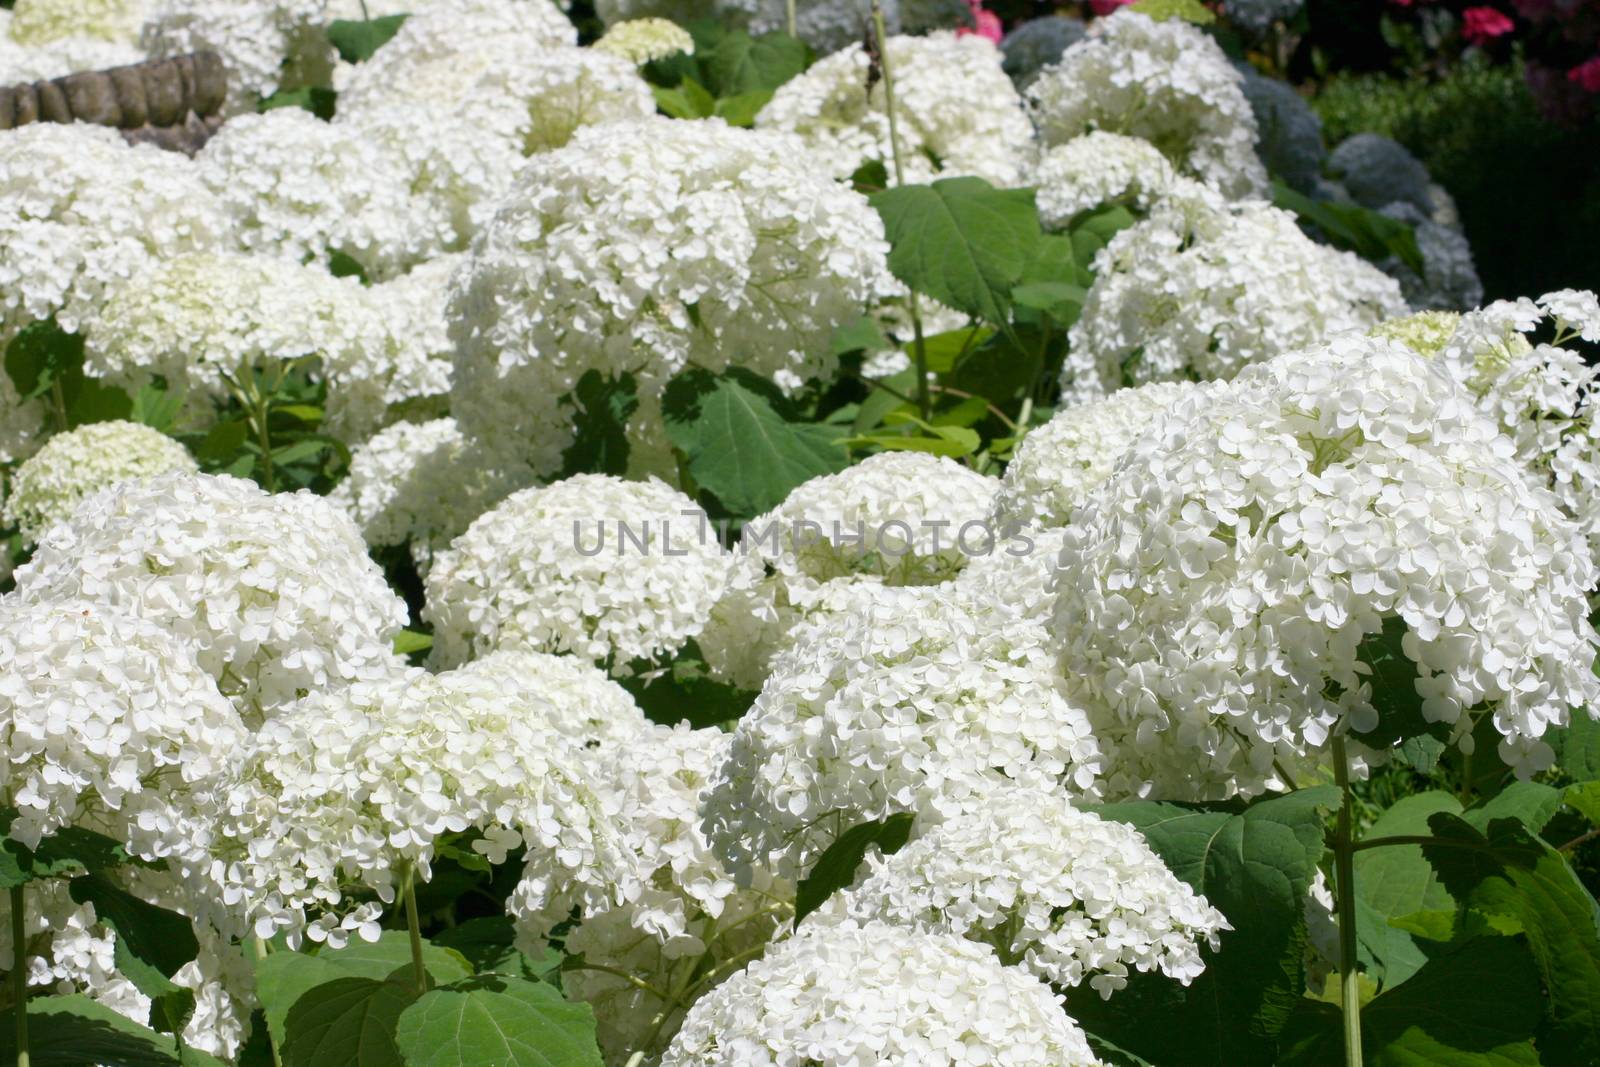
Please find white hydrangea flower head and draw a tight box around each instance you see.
[1034,131,1179,228]
[6,0,151,43]
[1053,335,1600,798]
[3,420,198,542]
[0,599,246,853]
[993,381,1195,531]
[334,0,575,117]
[442,649,652,755]
[1027,9,1268,199]
[741,450,1000,604]
[362,253,465,410]
[329,417,535,573]
[12,472,408,723]
[703,584,1104,884]
[661,919,1107,1067]
[188,665,635,948]
[0,31,146,81]
[816,781,1229,997]
[142,0,337,115]
[85,252,417,441]
[953,524,1070,625]
[1430,292,1600,558]
[423,474,740,671]
[1370,310,1461,357]
[1060,197,1408,404]
[593,18,693,63]
[197,108,452,281]
[0,123,232,343]
[519,724,790,1064]
[756,32,1034,187]
[448,117,889,475]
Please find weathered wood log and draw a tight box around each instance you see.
[0,51,228,153]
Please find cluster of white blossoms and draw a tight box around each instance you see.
[185,664,635,948]
[756,32,1034,187]
[953,524,1071,625]
[447,649,652,754]
[1054,335,1600,798]
[85,252,431,440]
[0,21,144,82]
[140,0,335,116]
[817,782,1228,997]
[660,919,1107,1066]
[0,599,245,854]
[12,473,407,723]
[197,108,451,281]
[696,451,1000,688]
[1027,10,1268,200]
[703,584,1104,883]
[448,117,888,475]
[1060,196,1407,404]
[1033,131,1179,228]
[521,724,789,1064]
[0,124,231,344]
[594,17,694,63]
[2,420,197,541]
[423,475,739,671]
[992,381,1194,531]
[5,0,151,45]
[330,417,532,572]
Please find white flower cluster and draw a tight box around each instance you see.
[1428,292,1600,557]
[188,663,633,948]
[2,420,197,541]
[993,381,1194,531]
[12,473,407,723]
[660,919,1107,1066]
[703,584,1104,883]
[1060,196,1407,404]
[594,17,694,63]
[0,25,144,82]
[448,117,888,475]
[756,32,1034,187]
[817,782,1228,997]
[447,649,652,755]
[423,475,739,671]
[197,108,452,281]
[696,451,1000,688]
[329,417,532,573]
[524,724,789,1065]
[141,0,336,115]
[0,123,231,343]
[1034,131,1179,228]
[5,0,150,44]
[85,252,432,440]
[1027,10,1268,199]
[953,524,1071,625]
[1053,335,1600,797]
[0,599,245,853]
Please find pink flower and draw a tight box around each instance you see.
[1090,0,1136,15]
[1570,56,1600,94]
[1461,5,1515,44]
[956,0,1003,42]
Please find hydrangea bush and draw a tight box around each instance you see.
[2,5,1598,1067]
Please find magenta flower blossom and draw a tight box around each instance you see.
[1461,5,1515,44]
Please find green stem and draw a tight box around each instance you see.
[252,384,276,494]
[784,0,796,38]
[251,938,283,1067]
[402,865,427,994]
[869,0,932,423]
[12,884,28,1067]
[1332,736,1364,1067]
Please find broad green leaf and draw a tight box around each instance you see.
[845,432,974,458]
[328,251,369,283]
[394,975,603,1067]
[1072,788,1338,1067]
[851,367,917,434]
[1348,616,1438,749]
[1550,709,1600,782]
[0,818,134,887]
[1566,780,1600,825]
[947,325,1046,406]
[704,30,808,95]
[712,89,773,126]
[1423,813,1600,1062]
[653,78,714,119]
[1273,181,1425,275]
[830,316,890,358]
[1011,281,1087,322]
[130,383,186,433]
[1465,781,1562,836]
[4,318,78,401]
[70,874,200,1033]
[0,995,228,1066]
[1066,204,1137,272]
[794,813,916,923]
[1278,936,1542,1067]
[619,641,756,729]
[196,419,250,464]
[661,367,848,519]
[280,975,415,1067]
[393,630,433,657]
[870,178,1041,326]
[915,325,991,374]
[433,917,559,983]
[1353,791,1461,985]
[326,16,408,64]
[560,370,637,478]
[256,933,471,1048]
